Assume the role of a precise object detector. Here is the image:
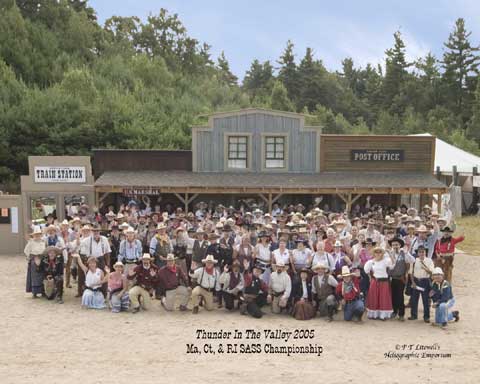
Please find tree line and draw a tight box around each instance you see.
[1,0,479,191]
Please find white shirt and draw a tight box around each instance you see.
[410,257,434,279]
[312,252,335,272]
[255,243,271,262]
[192,267,221,290]
[364,257,393,279]
[273,248,290,264]
[292,248,312,267]
[81,236,111,258]
[269,271,291,298]
[85,268,103,288]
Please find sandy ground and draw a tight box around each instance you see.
[1,253,479,384]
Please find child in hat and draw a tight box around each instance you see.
[336,266,364,322]
[108,261,130,313]
[430,267,459,328]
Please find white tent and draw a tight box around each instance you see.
[411,133,480,175]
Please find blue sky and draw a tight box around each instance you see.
[89,0,480,79]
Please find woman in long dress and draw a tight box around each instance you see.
[73,254,109,309]
[24,227,47,297]
[364,246,393,320]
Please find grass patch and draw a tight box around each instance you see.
[455,216,480,256]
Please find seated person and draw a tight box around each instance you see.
[220,260,244,311]
[108,261,130,313]
[291,268,316,320]
[41,246,64,304]
[74,254,109,309]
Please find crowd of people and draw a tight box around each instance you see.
[24,199,465,328]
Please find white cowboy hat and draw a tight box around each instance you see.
[105,211,116,217]
[334,240,342,247]
[341,266,352,277]
[312,261,329,271]
[116,213,124,220]
[202,254,218,264]
[125,226,135,234]
[71,217,81,223]
[142,253,152,260]
[60,220,69,226]
[31,226,43,236]
[82,225,91,231]
[416,225,428,233]
[432,267,444,275]
[215,222,224,229]
[156,223,167,230]
[253,209,263,214]
[114,261,124,268]
[166,253,177,261]
[119,222,129,229]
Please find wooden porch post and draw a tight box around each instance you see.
[268,193,272,214]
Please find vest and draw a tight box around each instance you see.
[313,274,334,300]
[228,271,241,290]
[155,236,170,258]
[192,240,208,262]
[389,250,407,278]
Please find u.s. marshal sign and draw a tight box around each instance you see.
[34,166,86,183]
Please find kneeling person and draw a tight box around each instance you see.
[128,253,159,313]
[157,254,190,311]
[430,267,459,328]
[221,260,244,311]
[190,254,221,314]
[336,266,364,322]
[267,260,292,314]
[41,246,65,304]
[311,261,338,321]
[291,268,316,320]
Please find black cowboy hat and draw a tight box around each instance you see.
[388,237,405,247]
[257,231,270,238]
[361,238,376,246]
[440,226,453,233]
[417,245,428,252]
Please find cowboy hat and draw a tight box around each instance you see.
[388,237,405,247]
[71,217,81,223]
[341,266,352,277]
[415,225,428,233]
[81,225,91,231]
[165,253,177,261]
[113,260,125,268]
[43,246,62,256]
[372,246,384,254]
[141,253,152,260]
[362,238,376,246]
[125,226,135,234]
[119,222,129,229]
[30,227,43,236]
[105,211,116,217]
[438,217,448,223]
[91,224,102,231]
[312,261,329,271]
[432,267,444,275]
[195,228,205,234]
[367,219,375,225]
[334,240,342,247]
[440,226,453,233]
[215,222,224,229]
[46,225,57,233]
[156,223,167,230]
[116,213,124,220]
[202,254,218,264]
[60,220,69,226]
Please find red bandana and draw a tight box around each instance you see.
[205,266,214,275]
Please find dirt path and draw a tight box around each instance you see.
[1,253,479,384]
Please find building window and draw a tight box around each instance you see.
[227,136,248,169]
[265,136,285,168]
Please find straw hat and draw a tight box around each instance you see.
[334,240,342,247]
[202,254,218,264]
[372,246,384,255]
[116,213,124,220]
[113,260,124,269]
[156,223,167,230]
[105,211,116,218]
[432,267,444,275]
[125,226,135,234]
[82,225,91,231]
[60,220,69,226]
[141,253,152,260]
[341,266,352,277]
[30,227,43,236]
[416,225,428,233]
[312,261,329,271]
[71,217,81,223]
[165,253,177,261]
[43,246,62,256]
[119,222,129,229]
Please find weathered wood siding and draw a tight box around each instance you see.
[194,112,320,173]
[320,135,435,173]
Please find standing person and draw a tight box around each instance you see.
[364,247,393,320]
[24,227,47,297]
[149,223,172,269]
[253,232,272,285]
[219,225,235,268]
[357,238,375,300]
[127,254,159,313]
[233,234,254,271]
[291,268,316,320]
[107,225,122,269]
[291,239,313,275]
[172,227,189,276]
[410,224,439,259]
[220,260,244,311]
[430,267,460,328]
[157,254,190,312]
[311,241,335,273]
[272,239,290,271]
[40,246,64,304]
[434,226,465,283]
[44,224,66,249]
[311,262,338,321]
[387,237,415,321]
[336,266,365,322]
[331,240,352,277]
[118,226,142,276]
[81,224,111,270]
[408,245,434,323]
[189,255,221,314]
[191,228,209,269]
[267,260,292,314]
[73,254,108,310]
[108,261,130,313]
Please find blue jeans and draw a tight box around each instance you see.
[435,298,455,324]
[410,278,431,320]
[344,299,364,321]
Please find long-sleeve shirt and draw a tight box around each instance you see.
[127,264,159,290]
[410,231,439,258]
[336,276,361,301]
[434,236,465,255]
[431,280,453,304]
[118,239,142,263]
[269,271,291,299]
[80,236,111,257]
[191,267,221,291]
[311,274,338,294]
[157,266,188,291]
[149,236,172,256]
[220,271,244,293]
[364,257,393,279]
[24,239,46,258]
